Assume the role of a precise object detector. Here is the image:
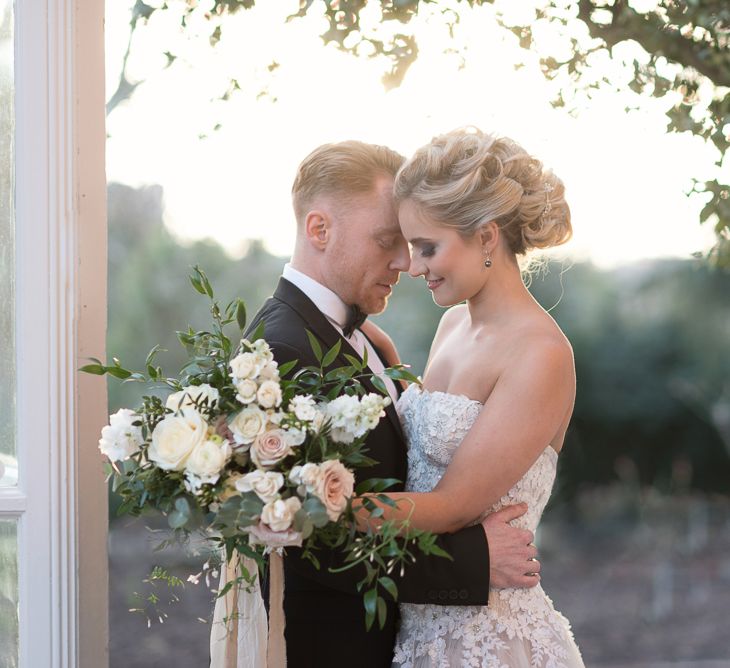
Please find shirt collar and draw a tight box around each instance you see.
[282,263,349,330]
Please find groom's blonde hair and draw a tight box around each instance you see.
[292,141,404,224]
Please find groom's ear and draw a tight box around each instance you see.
[304,210,330,250]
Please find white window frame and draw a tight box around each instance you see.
[2,0,108,665]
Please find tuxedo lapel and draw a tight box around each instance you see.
[272,278,405,443]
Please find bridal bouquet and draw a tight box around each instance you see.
[83,268,445,648]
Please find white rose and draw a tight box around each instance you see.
[230,352,261,380]
[256,380,282,409]
[258,360,280,382]
[229,406,267,446]
[166,384,220,412]
[98,409,143,462]
[261,497,302,532]
[250,429,292,468]
[288,462,321,492]
[313,459,355,522]
[235,470,284,503]
[289,395,317,422]
[185,435,231,479]
[148,408,208,471]
[235,379,258,404]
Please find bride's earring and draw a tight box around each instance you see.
[484,252,492,268]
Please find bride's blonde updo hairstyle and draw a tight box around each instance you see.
[394,128,572,255]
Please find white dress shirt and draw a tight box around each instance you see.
[282,264,399,405]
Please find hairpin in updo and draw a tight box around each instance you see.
[540,182,555,222]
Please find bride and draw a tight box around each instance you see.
[362,128,584,667]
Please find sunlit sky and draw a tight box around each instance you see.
[105,0,719,267]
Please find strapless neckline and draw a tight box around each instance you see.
[401,383,559,463]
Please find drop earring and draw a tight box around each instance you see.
[484,253,492,268]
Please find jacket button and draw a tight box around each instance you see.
[438,590,448,600]
[427,589,438,601]
[459,589,468,600]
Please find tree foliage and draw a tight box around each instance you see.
[114,0,729,266]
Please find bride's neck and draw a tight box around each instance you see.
[466,261,536,326]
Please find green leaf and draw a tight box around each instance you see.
[378,576,398,601]
[79,363,106,375]
[248,319,266,343]
[322,339,342,368]
[236,299,247,331]
[370,375,388,396]
[302,496,330,527]
[377,595,387,629]
[363,588,377,630]
[384,365,420,384]
[168,496,191,529]
[355,478,400,494]
[189,274,206,295]
[305,330,323,364]
[343,354,364,370]
[106,366,133,380]
[278,359,298,378]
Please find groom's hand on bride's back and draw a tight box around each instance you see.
[481,503,541,589]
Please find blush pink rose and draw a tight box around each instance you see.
[314,459,355,522]
[250,429,291,468]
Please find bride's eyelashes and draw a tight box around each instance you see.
[419,245,436,258]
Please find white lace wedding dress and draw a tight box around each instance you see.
[392,385,584,668]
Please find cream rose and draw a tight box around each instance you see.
[230,352,260,380]
[256,380,282,409]
[166,384,219,412]
[313,459,355,522]
[228,406,267,446]
[258,360,280,382]
[235,470,284,503]
[260,497,302,532]
[250,429,292,468]
[148,408,208,471]
[185,435,231,479]
[235,379,258,404]
[288,462,321,492]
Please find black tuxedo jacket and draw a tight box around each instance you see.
[247,278,490,667]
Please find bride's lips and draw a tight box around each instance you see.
[427,278,444,291]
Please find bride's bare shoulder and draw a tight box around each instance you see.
[436,304,468,335]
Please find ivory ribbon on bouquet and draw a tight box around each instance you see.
[210,551,287,668]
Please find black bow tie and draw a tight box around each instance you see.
[343,304,367,337]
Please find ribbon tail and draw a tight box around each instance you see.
[266,551,287,668]
[210,550,268,668]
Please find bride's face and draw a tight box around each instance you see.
[398,199,487,307]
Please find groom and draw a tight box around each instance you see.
[246,141,539,667]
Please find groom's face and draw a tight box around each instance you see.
[322,176,410,314]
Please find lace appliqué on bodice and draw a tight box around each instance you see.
[392,385,584,668]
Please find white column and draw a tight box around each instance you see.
[14,0,108,665]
